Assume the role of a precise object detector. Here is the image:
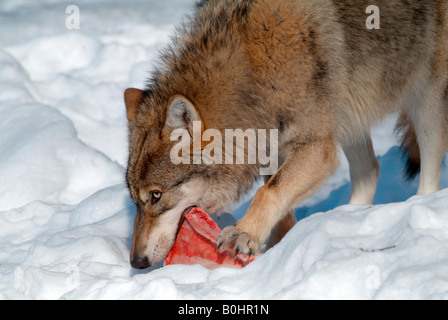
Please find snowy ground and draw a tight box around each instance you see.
[1,0,448,300]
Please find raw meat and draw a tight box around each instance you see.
[164,208,256,269]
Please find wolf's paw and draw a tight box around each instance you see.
[217,226,261,256]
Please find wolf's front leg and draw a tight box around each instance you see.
[217,138,338,255]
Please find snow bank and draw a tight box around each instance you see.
[2,185,448,300]
[1,0,448,300]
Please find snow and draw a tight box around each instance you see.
[1,0,448,300]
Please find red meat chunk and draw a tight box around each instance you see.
[164,208,257,269]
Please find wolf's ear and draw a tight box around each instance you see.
[165,95,202,135]
[124,88,145,121]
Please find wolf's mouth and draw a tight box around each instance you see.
[182,206,197,217]
[176,205,197,234]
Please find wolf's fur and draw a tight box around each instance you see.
[125,0,448,268]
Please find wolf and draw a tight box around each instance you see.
[125,0,448,269]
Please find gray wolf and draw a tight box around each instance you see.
[124,0,448,269]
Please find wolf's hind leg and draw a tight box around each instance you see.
[408,85,448,196]
[342,135,379,205]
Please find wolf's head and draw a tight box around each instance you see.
[124,88,258,269]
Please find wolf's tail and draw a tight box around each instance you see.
[395,111,421,181]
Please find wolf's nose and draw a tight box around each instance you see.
[131,256,151,269]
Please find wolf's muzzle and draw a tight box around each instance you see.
[131,256,151,269]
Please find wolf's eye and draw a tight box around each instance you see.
[150,191,162,205]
